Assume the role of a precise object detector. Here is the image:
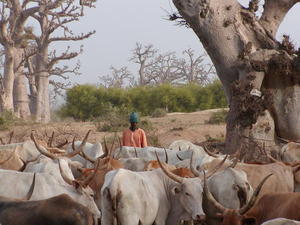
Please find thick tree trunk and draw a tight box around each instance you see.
[1,47,15,113]
[173,0,300,161]
[35,47,50,123]
[13,48,31,119]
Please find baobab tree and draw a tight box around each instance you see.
[171,0,300,160]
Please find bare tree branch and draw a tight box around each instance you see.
[260,0,300,37]
[99,66,133,88]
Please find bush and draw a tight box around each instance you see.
[151,108,167,118]
[60,80,228,121]
[207,109,228,124]
[0,111,22,130]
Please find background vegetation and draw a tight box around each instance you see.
[58,80,227,121]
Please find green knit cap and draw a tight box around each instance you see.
[129,112,139,123]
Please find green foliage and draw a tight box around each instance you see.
[0,110,30,130]
[207,109,228,124]
[60,80,228,120]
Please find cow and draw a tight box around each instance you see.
[0,172,92,225]
[262,218,300,225]
[200,158,295,196]
[202,173,279,225]
[280,142,300,163]
[113,146,195,165]
[0,141,42,171]
[100,152,227,225]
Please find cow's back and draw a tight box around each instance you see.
[247,192,300,224]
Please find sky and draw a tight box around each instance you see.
[58,0,300,86]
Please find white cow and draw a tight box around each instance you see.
[262,218,300,225]
[208,167,253,209]
[0,169,100,220]
[101,168,205,225]
[66,141,103,168]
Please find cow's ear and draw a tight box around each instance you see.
[242,217,256,225]
[171,186,182,195]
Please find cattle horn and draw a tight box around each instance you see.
[80,151,96,163]
[19,155,41,172]
[176,153,184,161]
[31,133,57,160]
[238,173,273,215]
[82,158,101,187]
[7,131,14,144]
[25,173,36,200]
[109,134,117,157]
[190,153,228,178]
[203,144,219,158]
[179,146,182,151]
[163,148,168,164]
[134,147,138,157]
[203,171,227,213]
[227,157,238,168]
[58,159,74,186]
[55,139,69,149]
[67,130,91,158]
[0,145,18,165]
[155,151,183,183]
[48,131,55,147]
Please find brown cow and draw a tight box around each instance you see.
[203,173,300,225]
[0,194,94,225]
[200,158,294,196]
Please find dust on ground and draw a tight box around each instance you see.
[0,109,226,148]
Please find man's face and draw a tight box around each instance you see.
[130,122,138,129]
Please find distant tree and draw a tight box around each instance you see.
[175,48,215,85]
[130,43,158,86]
[99,66,134,88]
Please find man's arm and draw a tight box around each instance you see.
[140,129,148,148]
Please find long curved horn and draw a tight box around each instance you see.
[104,136,109,156]
[48,131,55,147]
[155,151,183,183]
[109,134,117,157]
[203,171,226,213]
[0,138,4,145]
[163,148,168,164]
[66,130,91,158]
[176,153,184,161]
[82,158,101,187]
[80,151,96,163]
[203,144,219,158]
[19,155,41,172]
[134,147,138,157]
[0,146,18,165]
[55,139,69,149]
[31,133,57,159]
[7,131,14,144]
[190,151,200,177]
[58,159,74,186]
[227,157,238,168]
[179,146,182,151]
[239,173,273,215]
[190,154,228,178]
[25,173,36,200]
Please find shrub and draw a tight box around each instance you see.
[0,111,22,130]
[207,109,228,124]
[151,108,167,118]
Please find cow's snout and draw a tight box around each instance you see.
[195,214,206,221]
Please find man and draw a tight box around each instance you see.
[122,112,148,148]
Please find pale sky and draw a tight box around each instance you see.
[59,0,300,85]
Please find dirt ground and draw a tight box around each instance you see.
[0,109,226,148]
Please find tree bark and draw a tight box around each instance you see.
[1,47,15,113]
[173,0,300,161]
[13,48,31,119]
[35,47,50,123]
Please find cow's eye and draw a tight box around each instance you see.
[185,192,190,196]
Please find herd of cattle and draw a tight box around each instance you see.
[0,130,299,225]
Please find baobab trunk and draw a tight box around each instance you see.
[173,0,300,161]
[13,48,31,119]
[1,47,15,113]
[35,48,50,123]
